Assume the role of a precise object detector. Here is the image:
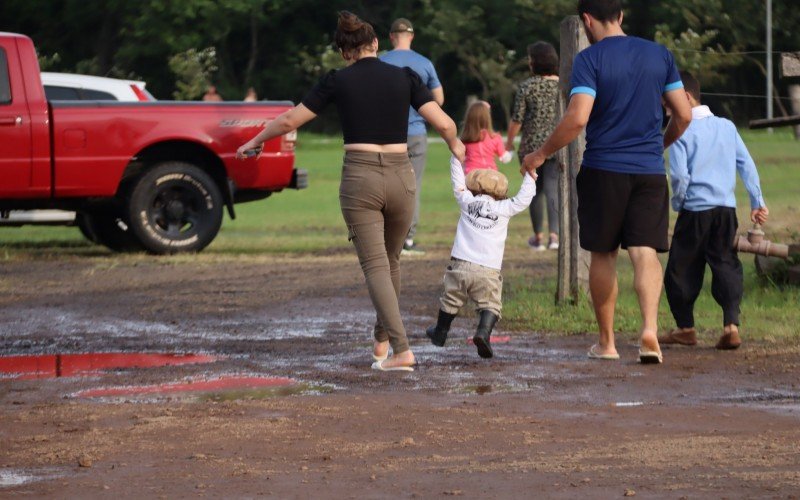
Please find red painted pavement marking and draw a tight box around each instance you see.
[75,376,296,398]
[0,353,218,380]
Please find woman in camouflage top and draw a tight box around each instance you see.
[506,41,561,250]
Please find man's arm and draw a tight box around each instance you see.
[662,89,692,148]
[521,94,594,173]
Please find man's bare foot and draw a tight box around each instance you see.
[373,340,389,360]
[379,349,416,370]
[658,327,697,346]
[716,324,741,350]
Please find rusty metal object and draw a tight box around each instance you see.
[734,225,790,259]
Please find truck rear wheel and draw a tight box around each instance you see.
[77,211,143,252]
[126,162,223,254]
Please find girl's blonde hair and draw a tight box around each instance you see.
[460,100,494,143]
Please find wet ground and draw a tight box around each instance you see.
[1,249,799,498]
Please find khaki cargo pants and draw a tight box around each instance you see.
[339,151,416,354]
[439,259,503,318]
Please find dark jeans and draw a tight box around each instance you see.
[664,207,743,328]
[340,151,416,353]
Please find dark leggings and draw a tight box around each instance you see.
[528,157,560,236]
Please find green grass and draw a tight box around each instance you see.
[1,130,798,341]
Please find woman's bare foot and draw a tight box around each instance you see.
[640,330,662,354]
[373,340,389,360]
[379,349,416,370]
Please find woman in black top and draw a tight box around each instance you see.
[237,11,465,371]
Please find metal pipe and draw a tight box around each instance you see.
[734,225,789,258]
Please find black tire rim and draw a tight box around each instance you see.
[146,182,212,241]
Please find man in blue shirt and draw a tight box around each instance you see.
[523,0,692,364]
[661,71,769,350]
[380,17,444,255]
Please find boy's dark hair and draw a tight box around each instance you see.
[528,42,559,76]
[577,0,623,23]
[680,70,701,102]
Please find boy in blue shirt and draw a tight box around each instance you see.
[660,71,769,350]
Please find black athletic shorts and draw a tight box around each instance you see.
[576,166,669,253]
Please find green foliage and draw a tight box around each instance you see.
[655,26,742,86]
[168,47,219,100]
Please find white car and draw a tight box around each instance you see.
[1,74,155,228]
[41,72,155,102]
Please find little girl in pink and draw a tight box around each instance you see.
[461,101,513,174]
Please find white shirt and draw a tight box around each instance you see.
[449,157,537,270]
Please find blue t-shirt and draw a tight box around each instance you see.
[379,49,442,137]
[570,36,683,175]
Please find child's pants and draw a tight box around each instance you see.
[664,207,743,328]
[440,259,503,318]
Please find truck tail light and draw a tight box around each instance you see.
[281,130,296,151]
[131,85,151,102]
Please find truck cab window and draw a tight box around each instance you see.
[80,88,117,101]
[0,48,10,104]
[43,85,81,100]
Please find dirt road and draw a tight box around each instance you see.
[1,249,799,498]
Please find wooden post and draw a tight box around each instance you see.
[556,15,591,304]
[781,53,800,139]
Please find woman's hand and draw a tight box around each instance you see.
[236,139,262,160]
[449,139,466,163]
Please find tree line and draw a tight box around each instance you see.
[2,0,798,130]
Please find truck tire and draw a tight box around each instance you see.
[126,162,223,254]
[77,211,143,252]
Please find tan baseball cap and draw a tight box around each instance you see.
[466,169,509,200]
[390,18,414,33]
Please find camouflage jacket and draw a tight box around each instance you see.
[510,76,560,158]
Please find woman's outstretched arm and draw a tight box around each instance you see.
[236,104,317,159]
[417,102,466,162]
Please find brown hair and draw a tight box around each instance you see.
[528,42,559,76]
[334,11,377,61]
[680,70,701,102]
[460,101,495,143]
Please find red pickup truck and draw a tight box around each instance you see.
[0,32,306,253]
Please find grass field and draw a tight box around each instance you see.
[1,130,798,341]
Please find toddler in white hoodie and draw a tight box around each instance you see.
[426,157,537,358]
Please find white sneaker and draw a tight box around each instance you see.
[548,241,559,250]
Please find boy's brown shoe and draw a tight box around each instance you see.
[658,328,698,346]
[716,328,742,350]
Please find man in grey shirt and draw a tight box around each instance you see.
[381,17,444,255]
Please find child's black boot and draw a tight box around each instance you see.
[426,310,456,347]
[473,310,499,359]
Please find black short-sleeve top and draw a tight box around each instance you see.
[301,57,435,144]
